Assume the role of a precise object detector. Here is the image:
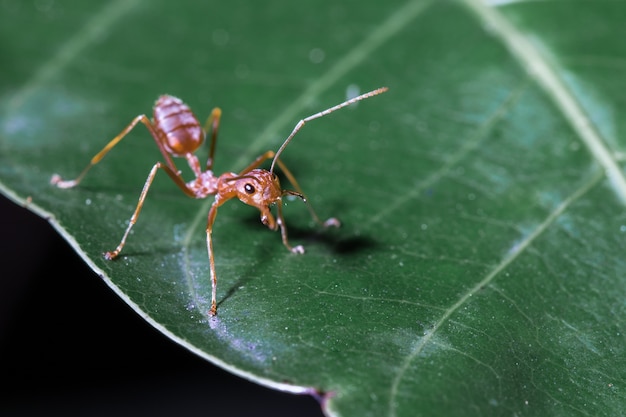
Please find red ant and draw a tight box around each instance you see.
[51,86,388,316]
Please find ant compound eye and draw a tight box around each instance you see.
[244,183,255,194]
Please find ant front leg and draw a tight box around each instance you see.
[274,196,305,255]
[205,198,224,316]
[272,156,341,229]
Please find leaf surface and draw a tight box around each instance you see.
[1,0,625,416]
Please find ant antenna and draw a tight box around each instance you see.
[269,87,388,173]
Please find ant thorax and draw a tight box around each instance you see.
[188,170,220,198]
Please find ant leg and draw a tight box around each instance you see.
[202,108,222,171]
[272,157,340,228]
[237,150,275,175]
[105,162,195,260]
[275,198,305,254]
[205,199,224,316]
[51,115,178,189]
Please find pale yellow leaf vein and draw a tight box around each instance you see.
[462,0,626,203]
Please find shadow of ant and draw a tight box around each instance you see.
[237,211,378,255]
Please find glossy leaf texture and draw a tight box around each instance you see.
[1,0,625,416]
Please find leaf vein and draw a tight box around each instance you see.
[387,170,603,417]
[227,0,436,171]
[368,78,529,226]
[462,0,626,203]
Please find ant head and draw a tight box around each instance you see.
[225,169,287,230]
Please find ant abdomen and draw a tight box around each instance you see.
[154,95,204,156]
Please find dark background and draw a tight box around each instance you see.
[0,194,325,417]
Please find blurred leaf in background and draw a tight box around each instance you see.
[1,0,625,416]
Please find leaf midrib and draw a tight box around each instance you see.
[463,0,626,203]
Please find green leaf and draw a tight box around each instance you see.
[2,0,625,416]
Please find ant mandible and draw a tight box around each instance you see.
[51,86,388,316]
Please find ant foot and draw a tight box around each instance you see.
[50,174,77,189]
[208,304,217,317]
[291,245,305,254]
[104,250,119,260]
[323,217,341,228]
